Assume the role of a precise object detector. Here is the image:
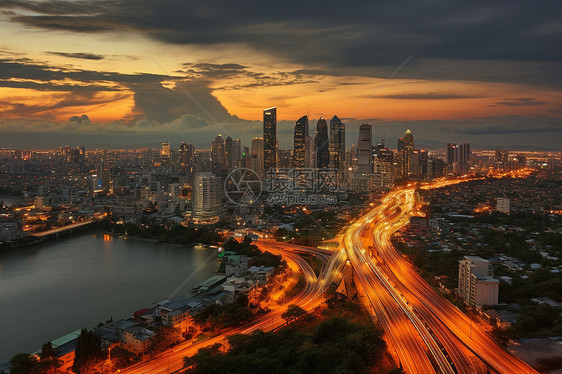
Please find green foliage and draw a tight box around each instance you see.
[110,346,140,369]
[99,220,221,245]
[9,353,40,374]
[281,304,307,324]
[148,325,183,353]
[194,302,254,330]
[183,317,386,374]
[509,304,561,338]
[222,237,284,268]
[72,328,104,374]
[37,342,61,371]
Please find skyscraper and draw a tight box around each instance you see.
[446,143,458,174]
[233,139,242,168]
[373,142,394,188]
[211,135,226,173]
[160,142,171,166]
[225,136,233,170]
[293,115,309,169]
[458,142,470,175]
[315,117,330,168]
[263,107,277,172]
[193,172,222,222]
[447,143,470,175]
[403,129,414,176]
[251,137,264,176]
[329,115,345,179]
[357,124,373,173]
[179,142,195,175]
[495,149,509,171]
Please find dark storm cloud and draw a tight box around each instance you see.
[0,58,200,121]
[0,59,171,84]
[378,93,482,100]
[488,97,548,107]
[0,92,129,119]
[1,0,561,86]
[47,51,105,60]
[69,114,90,123]
[445,117,562,135]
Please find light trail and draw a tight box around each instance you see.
[341,172,538,374]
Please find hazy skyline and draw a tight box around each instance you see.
[0,0,561,148]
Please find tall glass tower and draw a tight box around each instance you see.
[293,115,309,168]
[329,115,345,177]
[263,107,277,172]
[315,117,330,168]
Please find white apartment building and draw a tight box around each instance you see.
[458,256,499,307]
[496,197,510,215]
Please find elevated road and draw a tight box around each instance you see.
[121,240,343,374]
[342,178,538,374]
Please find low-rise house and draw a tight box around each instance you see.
[122,325,154,354]
[248,265,275,285]
[222,276,257,296]
[225,255,251,275]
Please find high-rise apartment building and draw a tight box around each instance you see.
[496,197,510,215]
[458,256,499,307]
[357,124,373,173]
[193,172,222,219]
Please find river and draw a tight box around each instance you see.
[0,233,218,363]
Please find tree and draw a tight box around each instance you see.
[37,342,61,371]
[281,304,306,324]
[148,325,183,353]
[10,353,39,374]
[72,328,104,374]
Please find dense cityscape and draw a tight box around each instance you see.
[1,1,561,374]
[1,108,561,373]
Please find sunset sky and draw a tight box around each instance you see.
[0,0,560,149]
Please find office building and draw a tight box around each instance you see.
[373,142,394,188]
[251,137,264,176]
[179,143,195,175]
[329,115,345,179]
[263,107,277,172]
[160,142,171,166]
[401,129,414,177]
[495,149,509,171]
[315,117,330,168]
[225,136,233,170]
[293,115,309,169]
[458,142,470,175]
[211,135,226,173]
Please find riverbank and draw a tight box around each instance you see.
[0,233,218,363]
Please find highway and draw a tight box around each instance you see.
[342,177,538,374]
[120,240,344,374]
[121,171,536,374]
